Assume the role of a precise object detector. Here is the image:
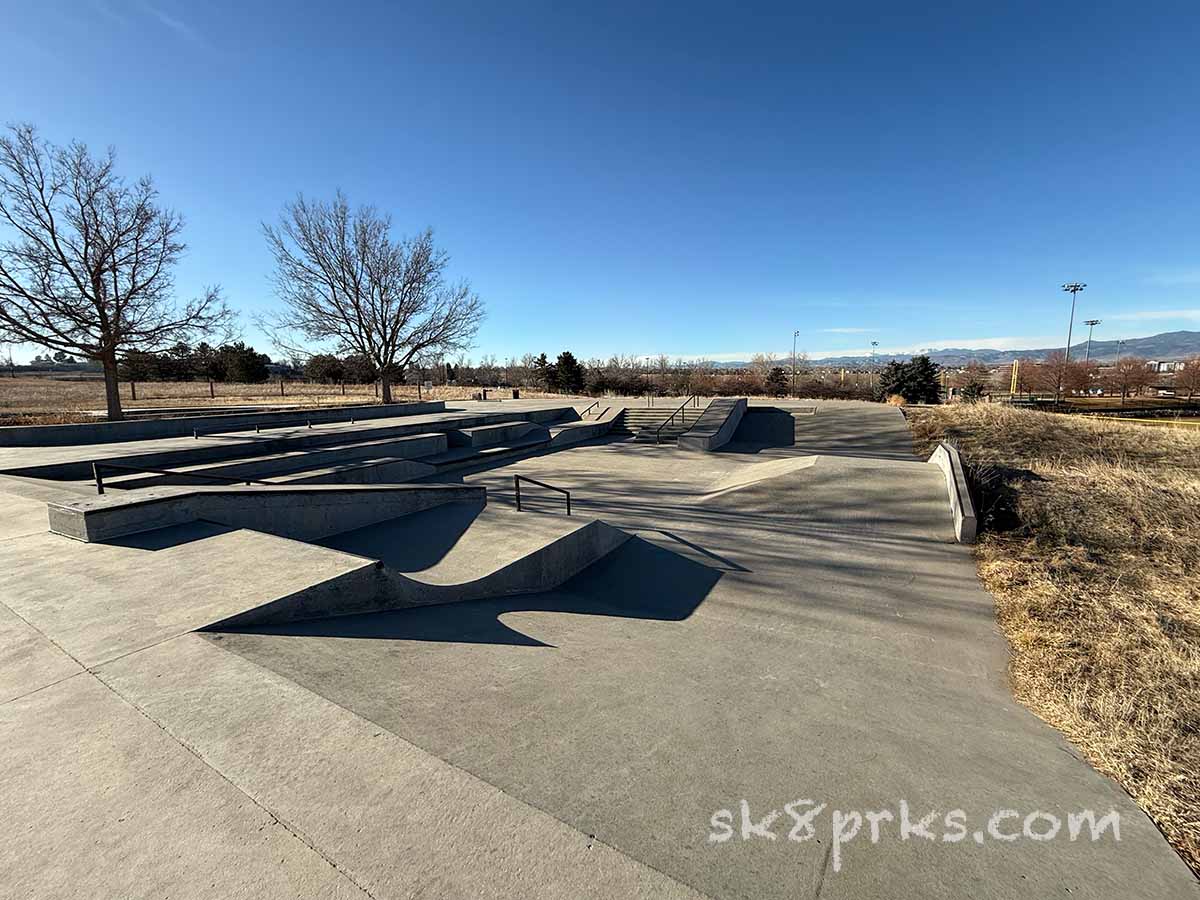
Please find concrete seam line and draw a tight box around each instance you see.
[196,635,717,900]
[0,596,89,672]
[87,661,381,900]
[0,527,52,543]
[0,669,88,707]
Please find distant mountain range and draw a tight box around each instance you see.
[713,330,1200,368]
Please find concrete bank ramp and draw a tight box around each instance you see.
[208,502,633,628]
[700,455,818,498]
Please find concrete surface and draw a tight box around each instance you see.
[1,674,371,899]
[0,398,1195,898]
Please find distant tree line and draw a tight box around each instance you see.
[119,342,272,384]
[427,350,876,400]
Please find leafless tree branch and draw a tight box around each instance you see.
[0,124,231,418]
[262,192,484,403]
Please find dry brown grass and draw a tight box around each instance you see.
[908,403,1200,875]
[0,377,565,425]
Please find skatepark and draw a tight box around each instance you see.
[0,397,1194,898]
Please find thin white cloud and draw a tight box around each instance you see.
[1104,309,1200,321]
[141,3,207,46]
[91,0,130,26]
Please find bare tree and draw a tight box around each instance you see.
[0,125,228,419]
[1176,356,1200,402]
[1106,356,1155,403]
[263,193,484,404]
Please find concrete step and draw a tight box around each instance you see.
[445,420,548,448]
[417,432,553,474]
[20,406,581,483]
[101,432,448,489]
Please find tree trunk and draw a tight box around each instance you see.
[380,374,392,404]
[101,353,124,421]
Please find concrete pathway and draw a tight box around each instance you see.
[0,400,1194,898]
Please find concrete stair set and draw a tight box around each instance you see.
[608,405,704,442]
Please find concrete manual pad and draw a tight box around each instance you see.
[96,633,704,900]
[0,673,368,899]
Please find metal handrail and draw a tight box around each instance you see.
[655,394,701,443]
[580,400,600,418]
[92,462,271,495]
[513,474,571,515]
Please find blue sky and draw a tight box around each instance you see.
[3,0,1200,363]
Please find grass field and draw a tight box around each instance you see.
[0,377,557,425]
[1090,416,1200,429]
[907,404,1200,875]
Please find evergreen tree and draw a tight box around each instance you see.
[877,355,941,403]
[532,353,556,390]
[554,351,585,393]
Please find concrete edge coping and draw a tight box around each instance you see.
[926,441,978,544]
[49,482,479,514]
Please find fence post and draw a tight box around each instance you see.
[209,380,215,398]
[130,381,137,401]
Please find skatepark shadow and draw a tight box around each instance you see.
[316,501,481,571]
[102,520,234,550]
[220,535,721,647]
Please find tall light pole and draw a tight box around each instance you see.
[870,340,879,390]
[791,330,799,396]
[1059,282,1086,401]
[1061,282,1086,364]
[1083,319,1102,364]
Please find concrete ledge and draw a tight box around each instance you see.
[678,398,747,452]
[210,519,632,627]
[549,409,616,447]
[0,401,447,447]
[270,457,438,485]
[927,441,977,543]
[107,433,449,489]
[47,484,485,543]
[447,421,548,448]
